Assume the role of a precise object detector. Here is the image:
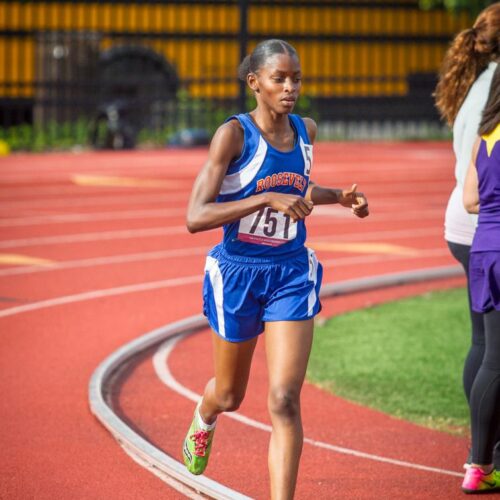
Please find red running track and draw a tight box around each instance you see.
[0,143,468,499]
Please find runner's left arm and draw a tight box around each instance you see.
[303,117,369,219]
[306,183,369,218]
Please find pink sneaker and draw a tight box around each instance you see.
[462,467,500,494]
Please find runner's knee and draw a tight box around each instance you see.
[215,389,245,412]
[268,387,300,420]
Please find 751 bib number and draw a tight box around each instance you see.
[238,207,297,246]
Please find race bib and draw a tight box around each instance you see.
[238,207,297,246]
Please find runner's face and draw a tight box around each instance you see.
[252,53,302,114]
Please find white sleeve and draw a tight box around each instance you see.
[455,75,493,187]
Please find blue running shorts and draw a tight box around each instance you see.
[202,244,323,343]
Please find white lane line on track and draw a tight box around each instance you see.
[0,170,451,184]
[0,161,439,177]
[309,225,443,242]
[0,247,208,276]
[0,193,186,209]
[0,206,446,230]
[0,185,442,210]
[153,335,462,478]
[0,154,206,173]
[0,224,442,250]
[1,187,448,211]
[0,168,198,182]
[0,212,442,248]
[321,247,450,267]
[0,275,202,319]
[0,208,186,227]
[0,152,447,175]
[313,179,453,193]
[0,246,451,278]
[0,249,458,318]
[1,153,450,172]
[0,229,444,281]
[0,226,187,249]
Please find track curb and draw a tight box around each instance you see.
[89,264,463,499]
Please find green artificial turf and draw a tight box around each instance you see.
[308,288,471,435]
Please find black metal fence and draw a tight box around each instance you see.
[0,0,471,149]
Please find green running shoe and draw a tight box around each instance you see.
[182,407,216,475]
[462,467,500,494]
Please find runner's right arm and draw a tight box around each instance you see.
[186,121,313,233]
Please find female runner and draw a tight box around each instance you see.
[183,39,369,500]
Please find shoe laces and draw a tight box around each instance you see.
[190,429,210,457]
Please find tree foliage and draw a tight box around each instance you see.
[419,0,495,16]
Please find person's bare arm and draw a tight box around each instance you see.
[302,117,369,218]
[305,182,369,218]
[463,138,481,214]
[186,120,314,233]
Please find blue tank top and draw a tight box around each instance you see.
[217,113,313,257]
[471,122,500,252]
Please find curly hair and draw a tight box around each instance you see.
[435,3,500,126]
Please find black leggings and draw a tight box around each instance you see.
[447,241,486,401]
[470,310,500,464]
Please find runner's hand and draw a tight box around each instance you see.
[265,192,314,222]
[340,184,369,218]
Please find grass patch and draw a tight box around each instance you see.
[308,288,471,435]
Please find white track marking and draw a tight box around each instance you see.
[0,246,451,279]
[308,209,445,226]
[153,335,462,478]
[309,226,443,243]
[0,154,206,174]
[0,247,208,276]
[0,225,441,250]
[0,192,187,208]
[0,260,460,322]
[2,157,449,178]
[0,206,445,230]
[310,242,420,256]
[322,247,450,267]
[0,227,448,282]
[0,275,202,319]
[2,166,198,177]
[0,208,186,227]
[0,226,188,249]
[311,206,356,217]
[0,247,449,284]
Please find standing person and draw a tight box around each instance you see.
[182,39,369,499]
[462,64,500,494]
[434,3,499,456]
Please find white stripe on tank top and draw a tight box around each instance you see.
[219,136,268,195]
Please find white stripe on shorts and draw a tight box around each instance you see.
[205,256,226,338]
[307,248,319,316]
